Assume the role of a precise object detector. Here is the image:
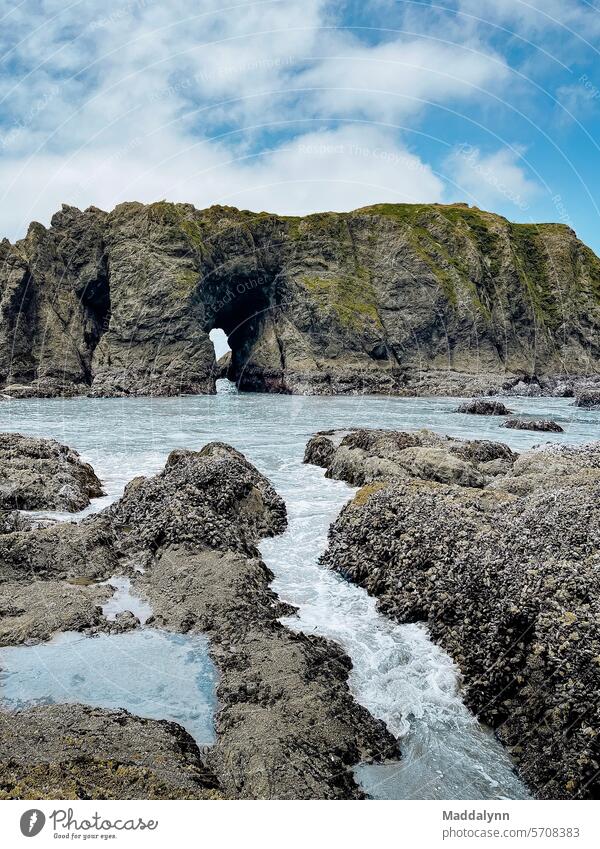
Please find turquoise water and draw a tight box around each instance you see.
[0,629,218,746]
[1,394,596,515]
[0,392,598,798]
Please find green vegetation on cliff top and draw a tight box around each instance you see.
[357,202,600,327]
[302,270,383,332]
[147,201,207,255]
[508,224,559,327]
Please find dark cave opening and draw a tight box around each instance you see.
[79,256,112,384]
[206,283,275,389]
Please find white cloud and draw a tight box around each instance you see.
[297,36,508,121]
[455,0,600,37]
[444,143,540,211]
[0,125,444,240]
[0,0,517,240]
[556,79,600,123]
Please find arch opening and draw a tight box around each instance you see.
[209,328,237,394]
[205,279,281,392]
[209,328,230,360]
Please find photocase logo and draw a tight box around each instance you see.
[19,809,46,837]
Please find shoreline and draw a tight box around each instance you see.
[1,371,599,401]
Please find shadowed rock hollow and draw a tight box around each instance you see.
[1,201,600,397]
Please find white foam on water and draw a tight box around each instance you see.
[100,576,153,624]
[260,463,528,800]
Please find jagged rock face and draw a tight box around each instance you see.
[0,432,104,511]
[1,201,600,396]
[311,434,600,799]
[108,442,287,558]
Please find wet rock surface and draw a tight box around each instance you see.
[0,511,119,649]
[309,431,600,799]
[0,510,32,534]
[0,442,396,799]
[0,517,118,585]
[108,442,287,559]
[305,427,516,488]
[575,389,600,409]
[0,433,104,511]
[456,399,513,416]
[0,705,221,799]
[0,579,112,647]
[502,418,564,433]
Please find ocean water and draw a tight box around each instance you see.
[1,390,598,798]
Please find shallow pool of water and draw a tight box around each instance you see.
[0,629,218,746]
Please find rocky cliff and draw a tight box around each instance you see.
[1,201,599,397]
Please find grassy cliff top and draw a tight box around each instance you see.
[25,199,580,238]
[356,202,575,235]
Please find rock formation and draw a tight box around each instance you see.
[575,389,600,409]
[0,705,221,800]
[304,427,515,488]
[306,430,600,799]
[1,201,600,397]
[456,398,514,415]
[0,433,104,511]
[502,418,564,432]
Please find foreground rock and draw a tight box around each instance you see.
[0,705,220,800]
[456,398,513,416]
[0,579,112,647]
[488,442,600,497]
[0,442,396,800]
[108,443,397,799]
[0,433,104,511]
[108,443,287,559]
[308,431,600,799]
[2,202,600,397]
[0,510,31,534]
[0,514,119,646]
[305,428,516,488]
[502,418,564,433]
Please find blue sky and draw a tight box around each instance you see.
[1,0,599,252]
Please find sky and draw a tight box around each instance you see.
[1,0,600,252]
